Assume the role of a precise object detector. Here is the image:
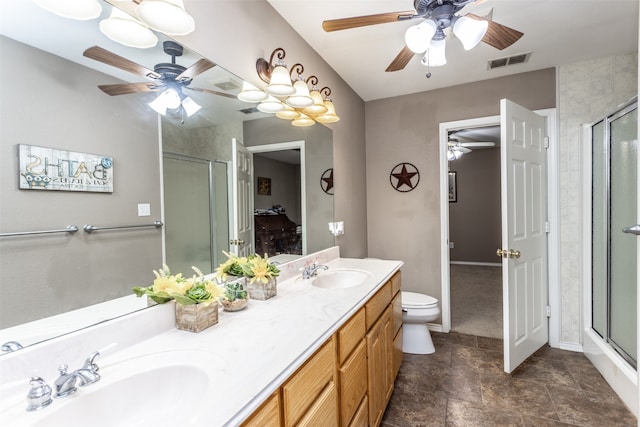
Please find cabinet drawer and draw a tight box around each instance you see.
[348,395,368,427]
[392,292,402,336]
[337,308,366,365]
[393,327,403,380]
[365,281,392,330]
[339,340,368,426]
[297,382,338,427]
[282,338,336,426]
[390,271,401,297]
[241,392,280,427]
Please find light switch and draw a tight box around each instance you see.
[138,203,151,217]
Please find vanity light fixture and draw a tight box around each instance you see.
[34,0,102,20]
[237,81,269,103]
[291,113,315,127]
[276,105,301,120]
[285,64,314,108]
[135,0,195,36]
[99,7,158,49]
[302,77,329,115]
[257,95,285,114]
[257,48,296,96]
[314,88,340,124]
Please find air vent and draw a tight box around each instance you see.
[214,79,242,91]
[239,107,260,114]
[488,52,532,70]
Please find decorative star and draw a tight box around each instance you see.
[321,168,334,194]
[390,163,420,192]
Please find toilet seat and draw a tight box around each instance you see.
[402,291,438,308]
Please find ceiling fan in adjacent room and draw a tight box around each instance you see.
[447,137,496,160]
[83,41,237,119]
[322,0,523,72]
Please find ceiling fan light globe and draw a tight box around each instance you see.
[425,38,447,67]
[181,96,201,117]
[404,20,437,54]
[136,0,195,36]
[99,9,158,49]
[237,81,269,102]
[149,94,168,116]
[453,149,464,159]
[453,16,488,50]
[447,149,456,161]
[265,65,296,96]
[34,0,102,21]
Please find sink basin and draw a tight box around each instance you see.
[0,350,222,426]
[311,268,373,289]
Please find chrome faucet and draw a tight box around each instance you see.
[302,262,329,279]
[53,351,101,398]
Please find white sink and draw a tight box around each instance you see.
[311,268,373,289]
[0,350,222,426]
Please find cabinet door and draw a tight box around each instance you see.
[241,392,281,427]
[367,307,392,427]
[349,395,368,427]
[339,340,368,426]
[297,382,338,427]
[393,327,403,379]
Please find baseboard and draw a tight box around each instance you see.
[550,341,583,353]
[450,261,502,267]
[428,323,443,333]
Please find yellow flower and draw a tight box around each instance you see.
[153,274,189,294]
[249,263,271,284]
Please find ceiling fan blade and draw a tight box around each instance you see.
[459,141,496,148]
[83,46,160,80]
[322,10,415,32]
[176,58,216,81]
[385,45,414,72]
[186,87,238,100]
[98,82,160,96]
[467,13,523,50]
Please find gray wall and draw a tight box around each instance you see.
[449,148,501,263]
[254,155,301,224]
[365,68,556,306]
[0,37,162,327]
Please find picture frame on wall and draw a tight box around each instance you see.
[257,177,271,196]
[448,171,457,202]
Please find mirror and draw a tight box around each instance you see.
[0,0,333,352]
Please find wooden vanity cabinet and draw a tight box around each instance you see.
[241,392,281,427]
[337,308,368,426]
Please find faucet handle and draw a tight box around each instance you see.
[26,377,52,412]
[83,351,100,372]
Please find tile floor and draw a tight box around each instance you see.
[381,332,637,427]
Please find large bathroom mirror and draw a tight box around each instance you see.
[0,0,333,352]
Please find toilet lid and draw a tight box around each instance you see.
[402,291,438,308]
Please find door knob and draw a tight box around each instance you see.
[229,239,245,245]
[496,249,507,258]
[508,249,521,259]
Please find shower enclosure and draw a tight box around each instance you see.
[591,97,638,368]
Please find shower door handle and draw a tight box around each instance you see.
[622,225,640,235]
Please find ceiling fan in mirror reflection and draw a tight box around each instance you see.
[83,41,237,122]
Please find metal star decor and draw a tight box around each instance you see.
[321,168,334,195]
[390,162,420,192]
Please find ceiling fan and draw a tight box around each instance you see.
[447,136,495,159]
[83,41,237,117]
[322,0,524,72]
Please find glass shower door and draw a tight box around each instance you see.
[609,103,637,366]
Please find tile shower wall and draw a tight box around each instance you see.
[558,53,637,345]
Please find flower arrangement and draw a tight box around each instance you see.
[215,251,280,283]
[133,264,223,307]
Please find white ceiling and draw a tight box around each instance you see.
[268,0,639,102]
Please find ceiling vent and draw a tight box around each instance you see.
[488,52,532,70]
[239,107,260,114]
[214,79,242,91]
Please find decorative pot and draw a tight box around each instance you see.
[221,278,249,312]
[175,301,218,332]
[247,277,277,300]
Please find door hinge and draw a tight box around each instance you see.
[546,306,551,318]
[544,136,549,149]
[545,221,551,233]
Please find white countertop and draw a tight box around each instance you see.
[0,252,402,426]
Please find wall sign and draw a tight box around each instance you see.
[321,168,334,195]
[18,144,113,193]
[257,176,271,195]
[390,162,420,192]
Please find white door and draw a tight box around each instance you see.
[230,138,254,257]
[500,99,548,373]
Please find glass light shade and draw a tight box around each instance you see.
[34,0,102,20]
[257,96,285,113]
[292,113,315,127]
[276,105,301,120]
[135,0,195,36]
[453,16,488,50]
[302,90,328,115]
[422,39,447,67]
[237,81,268,103]
[404,19,437,54]
[454,149,464,159]
[315,100,340,123]
[285,79,314,108]
[99,8,158,49]
[148,89,181,115]
[447,149,456,161]
[181,96,202,117]
[265,64,295,96]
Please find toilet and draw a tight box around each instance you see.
[401,291,440,354]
